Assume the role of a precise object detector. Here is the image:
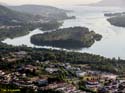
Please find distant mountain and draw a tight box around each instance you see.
[85,0,125,7]
[0,5,40,25]
[0,5,63,40]
[7,5,72,20]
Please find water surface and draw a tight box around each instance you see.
[2,6,125,59]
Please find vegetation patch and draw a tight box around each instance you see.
[31,27,102,49]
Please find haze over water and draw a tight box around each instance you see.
[3,5,125,59]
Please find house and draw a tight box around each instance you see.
[6,58,17,62]
[45,68,58,74]
[36,78,48,86]
[101,74,117,80]
[15,51,27,56]
[65,63,72,69]
[76,71,86,77]
[18,65,37,73]
[46,83,58,89]
[25,65,37,72]
[85,80,100,92]
[83,76,99,81]
[0,70,5,76]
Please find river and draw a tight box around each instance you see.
[2,5,125,59]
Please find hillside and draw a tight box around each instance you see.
[31,27,102,49]
[7,5,75,20]
[0,5,40,39]
[86,0,125,7]
[0,5,62,40]
[0,5,40,25]
[107,15,125,27]
[104,12,125,27]
[0,5,42,25]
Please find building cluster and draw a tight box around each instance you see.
[0,60,125,93]
[0,25,21,29]
[1,51,27,62]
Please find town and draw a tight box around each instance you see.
[0,51,125,93]
[0,0,125,93]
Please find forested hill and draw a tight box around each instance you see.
[7,5,74,20]
[107,15,125,27]
[104,12,125,27]
[0,5,40,24]
[0,4,72,25]
[0,5,63,40]
[31,27,102,49]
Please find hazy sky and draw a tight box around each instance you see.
[0,0,101,5]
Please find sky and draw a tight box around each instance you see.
[0,0,101,5]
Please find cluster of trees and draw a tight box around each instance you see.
[31,27,102,49]
[0,21,62,41]
[39,21,63,31]
[0,43,125,74]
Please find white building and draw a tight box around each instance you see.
[45,68,58,74]
[101,74,117,80]
[76,71,86,77]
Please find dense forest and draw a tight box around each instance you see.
[31,27,102,49]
